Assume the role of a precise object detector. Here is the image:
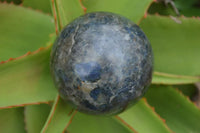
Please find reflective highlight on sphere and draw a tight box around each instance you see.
[51,12,153,115]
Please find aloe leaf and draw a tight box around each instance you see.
[81,0,153,23]
[174,0,200,16]
[24,104,51,133]
[0,108,26,133]
[0,46,57,108]
[53,0,153,30]
[117,99,172,133]
[0,0,21,4]
[67,113,133,133]
[140,15,200,77]
[23,0,52,14]
[52,0,83,30]
[148,0,200,17]
[0,3,54,61]
[148,2,176,16]
[145,85,200,133]
[41,95,75,133]
[152,72,200,84]
[174,84,197,98]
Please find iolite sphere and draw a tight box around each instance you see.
[51,12,153,115]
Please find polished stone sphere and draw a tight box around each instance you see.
[51,12,153,115]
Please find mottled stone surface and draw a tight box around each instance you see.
[51,12,153,115]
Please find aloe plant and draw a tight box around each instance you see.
[0,0,200,133]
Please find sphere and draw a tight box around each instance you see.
[50,12,153,115]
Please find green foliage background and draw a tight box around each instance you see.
[0,0,200,133]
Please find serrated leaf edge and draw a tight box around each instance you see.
[0,101,52,109]
[0,31,55,65]
[175,88,200,110]
[115,98,173,133]
[0,1,52,17]
[142,98,174,133]
[144,12,200,22]
[137,0,155,25]
[0,45,51,65]
[115,116,138,133]
[41,94,76,133]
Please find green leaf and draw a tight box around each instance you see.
[175,0,200,17]
[148,2,176,16]
[54,0,154,30]
[173,84,197,98]
[0,3,54,61]
[0,107,26,133]
[117,99,172,133]
[148,0,200,17]
[53,0,83,30]
[67,113,132,133]
[145,85,200,133]
[81,0,154,23]
[41,95,75,133]
[0,0,22,4]
[140,15,200,77]
[24,104,51,133]
[23,0,52,14]
[152,72,200,85]
[0,46,57,108]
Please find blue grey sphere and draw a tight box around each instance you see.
[51,12,153,115]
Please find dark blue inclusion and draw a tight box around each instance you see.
[75,62,101,82]
[124,26,134,39]
[90,88,101,100]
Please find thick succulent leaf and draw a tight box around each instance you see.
[140,15,200,77]
[117,99,172,133]
[81,0,153,23]
[53,0,83,30]
[152,72,200,85]
[67,113,133,133]
[41,95,75,133]
[0,3,54,61]
[0,47,57,108]
[145,85,200,133]
[175,0,200,16]
[148,2,176,16]
[0,0,21,4]
[23,0,52,14]
[54,0,153,29]
[0,107,26,133]
[174,84,197,98]
[148,0,200,17]
[24,104,51,133]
